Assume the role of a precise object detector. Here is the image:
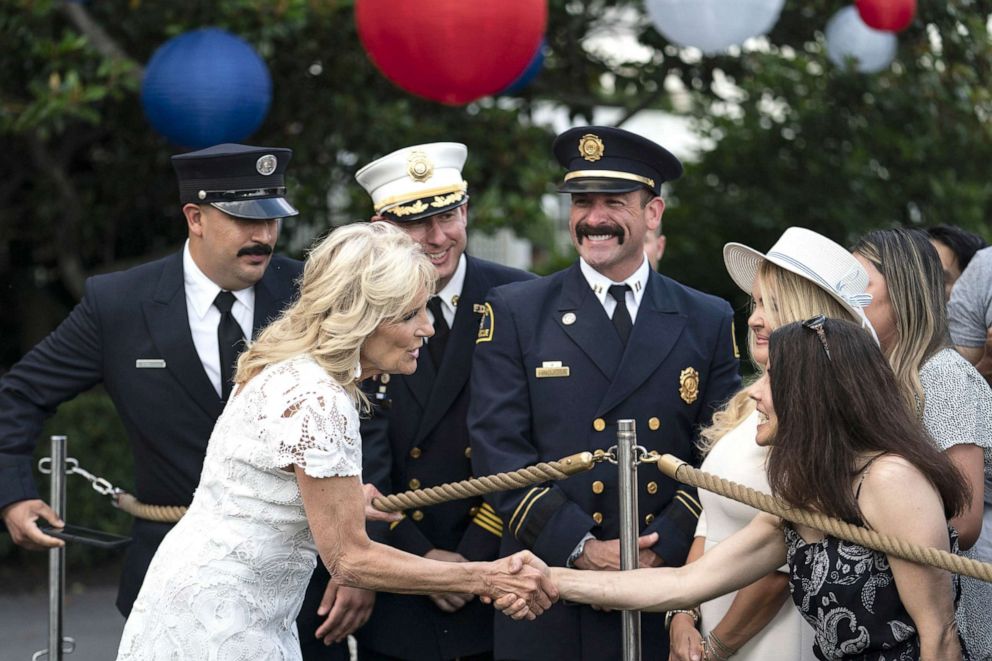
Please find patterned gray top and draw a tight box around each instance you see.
[920,347,992,659]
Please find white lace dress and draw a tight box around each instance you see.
[116,354,362,661]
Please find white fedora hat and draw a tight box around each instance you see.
[723,227,878,340]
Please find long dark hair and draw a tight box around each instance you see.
[765,318,968,524]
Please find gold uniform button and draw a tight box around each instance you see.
[592,480,605,495]
[648,417,661,431]
[646,481,658,495]
[412,510,424,521]
[469,506,480,516]
[592,512,604,525]
[409,447,422,459]
[464,446,472,459]
[645,513,655,524]
[409,478,421,490]
[593,418,606,432]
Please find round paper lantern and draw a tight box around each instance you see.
[645,0,785,54]
[501,39,546,95]
[855,0,916,32]
[826,6,898,74]
[141,28,272,149]
[356,0,546,105]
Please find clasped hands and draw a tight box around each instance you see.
[479,550,559,621]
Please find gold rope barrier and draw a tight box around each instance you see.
[657,454,992,583]
[372,451,596,513]
[114,493,187,523]
[112,451,597,523]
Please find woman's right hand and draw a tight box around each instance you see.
[362,484,402,523]
[483,551,559,620]
[669,613,704,661]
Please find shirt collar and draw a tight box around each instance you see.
[579,256,650,307]
[183,240,252,320]
[435,253,467,315]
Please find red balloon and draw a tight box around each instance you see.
[855,0,917,32]
[356,0,547,105]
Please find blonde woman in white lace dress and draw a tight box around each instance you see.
[116,223,556,661]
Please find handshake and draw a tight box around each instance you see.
[478,551,560,621]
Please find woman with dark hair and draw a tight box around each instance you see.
[549,318,969,660]
[853,228,992,657]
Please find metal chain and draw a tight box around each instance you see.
[38,456,123,499]
[591,447,661,466]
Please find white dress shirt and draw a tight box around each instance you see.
[183,241,255,397]
[579,255,650,324]
[427,253,466,329]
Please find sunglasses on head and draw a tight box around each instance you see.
[802,315,831,361]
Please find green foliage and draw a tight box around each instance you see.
[0,390,133,571]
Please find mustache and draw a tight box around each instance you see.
[237,244,273,257]
[575,221,625,245]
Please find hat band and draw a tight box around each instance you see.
[190,186,287,202]
[375,182,468,213]
[563,170,656,190]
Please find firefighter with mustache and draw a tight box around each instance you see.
[468,126,741,660]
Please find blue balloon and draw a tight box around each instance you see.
[141,28,272,149]
[501,38,546,94]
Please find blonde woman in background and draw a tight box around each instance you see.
[853,227,992,659]
[668,227,876,661]
[116,223,555,661]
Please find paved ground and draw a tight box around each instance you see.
[1,582,124,661]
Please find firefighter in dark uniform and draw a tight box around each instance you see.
[352,142,536,660]
[468,127,741,660]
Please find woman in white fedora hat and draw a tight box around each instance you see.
[853,227,992,659]
[667,227,878,661]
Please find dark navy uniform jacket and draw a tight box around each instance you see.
[357,255,535,661]
[468,261,740,661]
[0,252,301,616]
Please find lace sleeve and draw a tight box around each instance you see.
[251,356,363,479]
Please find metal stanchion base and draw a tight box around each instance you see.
[31,637,76,660]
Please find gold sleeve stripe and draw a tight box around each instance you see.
[676,489,702,512]
[514,488,551,537]
[479,502,499,516]
[509,487,545,530]
[475,509,503,528]
[389,515,406,531]
[473,517,503,537]
[674,494,701,519]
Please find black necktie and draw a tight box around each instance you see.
[214,291,245,401]
[608,284,632,344]
[426,296,450,368]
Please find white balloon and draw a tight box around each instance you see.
[825,6,898,73]
[645,0,785,54]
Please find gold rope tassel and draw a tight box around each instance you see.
[657,454,992,583]
[372,451,596,513]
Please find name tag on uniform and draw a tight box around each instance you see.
[135,359,167,369]
[535,360,570,378]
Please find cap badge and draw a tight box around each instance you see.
[578,134,605,162]
[256,154,278,176]
[407,150,434,182]
[679,367,699,405]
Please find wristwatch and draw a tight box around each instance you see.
[664,607,700,631]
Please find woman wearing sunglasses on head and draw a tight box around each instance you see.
[853,228,992,658]
[550,317,970,660]
[666,228,875,661]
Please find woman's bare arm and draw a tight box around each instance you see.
[551,513,787,612]
[944,444,984,549]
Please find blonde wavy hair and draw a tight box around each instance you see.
[234,222,437,407]
[698,260,860,454]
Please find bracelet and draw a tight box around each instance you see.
[663,607,700,631]
[706,631,737,660]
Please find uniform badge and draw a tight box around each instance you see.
[407,150,434,182]
[561,312,577,325]
[256,154,278,176]
[679,367,699,404]
[476,302,494,344]
[473,303,487,315]
[578,134,605,162]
